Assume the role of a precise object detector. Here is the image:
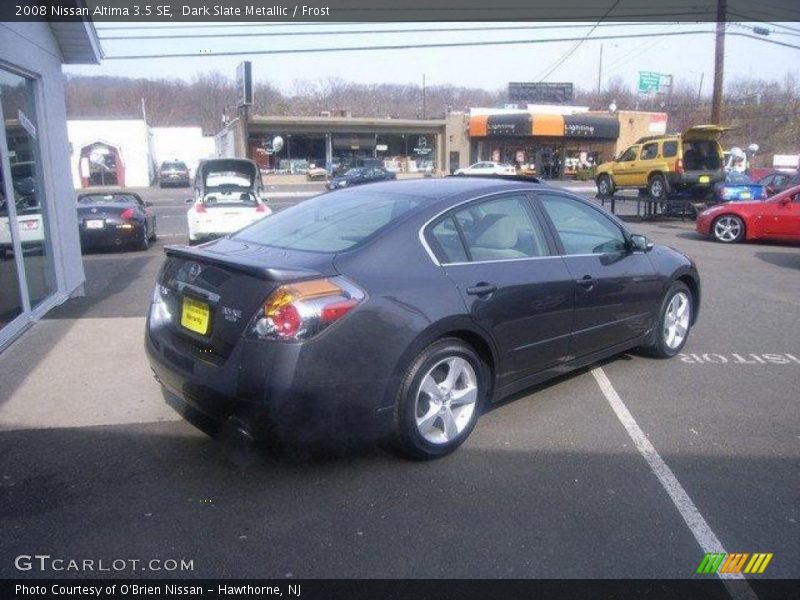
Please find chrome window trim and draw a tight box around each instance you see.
[417,187,630,267]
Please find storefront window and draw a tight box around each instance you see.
[0,67,56,313]
[0,157,25,331]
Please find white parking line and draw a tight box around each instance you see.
[591,367,758,600]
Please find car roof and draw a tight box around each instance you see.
[336,175,547,201]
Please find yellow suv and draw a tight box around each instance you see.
[595,125,729,199]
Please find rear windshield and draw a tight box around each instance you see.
[161,162,187,170]
[725,172,754,184]
[234,191,423,252]
[202,191,258,207]
[78,194,138,205]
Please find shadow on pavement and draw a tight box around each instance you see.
[754,251,800,271]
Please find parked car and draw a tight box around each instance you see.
[76,191,157,251]
[712,171,767,202]
[695,184,800,243]
[325,166,396,190]
[159,161,191,188]
[187,158,271,245]
[147,177,700,459]
[454,162,516,176]
[0,196,44,257]
[306,164,328,181]
[595,125,728,199]
[757,170,800,197]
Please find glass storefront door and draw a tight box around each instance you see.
[0,66,57,345]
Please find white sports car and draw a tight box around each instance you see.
[454,161,516,176]
[187,159,272,245]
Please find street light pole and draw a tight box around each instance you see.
[711,0,726,124]
[597,43,603,95]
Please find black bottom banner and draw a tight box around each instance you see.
[3,579,799,600]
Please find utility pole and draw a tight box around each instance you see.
[711,0,726,124]
[597,43,603,95]
[697,72,705,104]
[422,73,427,119]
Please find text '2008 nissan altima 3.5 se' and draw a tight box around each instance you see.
[145,176,700,459]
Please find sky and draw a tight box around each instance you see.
[64,22,800,95]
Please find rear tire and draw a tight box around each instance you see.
[391,338,488,460]
[648,174,668,200]
[597,174,615,196]
[138,225,150,251]
[712,214,745,243]
[640,281,693,358]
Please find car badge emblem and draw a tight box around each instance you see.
[187,263,203,282]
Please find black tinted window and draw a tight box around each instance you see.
[641,143,659,160]
[539,194,627,255]
[663,141,678,158]
[235,191,421,252]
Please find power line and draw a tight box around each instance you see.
[105,29,728,60]
[535,1,623,82]
[98,22,676,41]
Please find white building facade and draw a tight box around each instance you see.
[0,21,101,350]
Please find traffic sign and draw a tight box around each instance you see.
[638,72,662,94]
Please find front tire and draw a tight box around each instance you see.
[597,174,615,196]
[641,281,693,358]
[712,215,745,243]
[391,338,488,460]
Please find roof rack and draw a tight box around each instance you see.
[446,174,542,184]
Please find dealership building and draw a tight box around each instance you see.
[216,105,667,176]
[1,21,101,350]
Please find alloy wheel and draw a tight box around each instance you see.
[414,356,478,445]
[663,291,690,350]
[713,216,742,242]
[649,177,665,198]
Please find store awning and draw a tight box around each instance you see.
[469,112,620,140]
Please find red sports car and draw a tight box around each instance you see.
[696,184,800,243]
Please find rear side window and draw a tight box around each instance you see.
[430,195,549,263]
[538,194,627,255]
[663,141,678,158]
[235,191,422,253]
[640,143,659,160]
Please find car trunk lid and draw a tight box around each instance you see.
[156,238,337,360]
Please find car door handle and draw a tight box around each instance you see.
[577,275,595,290]
[466,283,497,296]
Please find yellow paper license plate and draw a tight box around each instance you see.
[699,175,710,184]
[181,297,210,335]
[741,191,750,198]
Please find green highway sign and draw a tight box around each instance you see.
[638,71,662,94]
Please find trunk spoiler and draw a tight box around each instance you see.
[164,244,322,281]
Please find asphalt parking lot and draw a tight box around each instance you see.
[0,181,797,587]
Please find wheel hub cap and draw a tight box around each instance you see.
[714,216,741,241]
[415,356,478,445]
[663,292,690,349]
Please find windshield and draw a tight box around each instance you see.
[234,191,423,252]
[344,168,366,177]
[77,194,139,205]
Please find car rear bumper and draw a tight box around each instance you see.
[145,311,397,443]
[80,224,144,247]
[668,170,725,189]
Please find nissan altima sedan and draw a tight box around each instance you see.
[146,177,700,459]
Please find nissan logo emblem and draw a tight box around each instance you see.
[187,263,203,281]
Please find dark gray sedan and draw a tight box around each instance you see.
[146,177,700,459]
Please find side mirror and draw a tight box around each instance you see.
[185,198,194,204]
[145,201,154,207]
[779,196,791,206]
[630,234,654,253]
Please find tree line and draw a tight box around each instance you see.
[64,72,799,165]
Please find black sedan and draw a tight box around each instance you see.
[325,166,396,190]
[159,161,191,188]
[146,177,700,459]
[77,191,157,251]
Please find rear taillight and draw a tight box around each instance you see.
[195,203,207,213]
[250,277,365,342]
[256,203,267,212]
[120,207,135,219]
[676,159,684,174]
